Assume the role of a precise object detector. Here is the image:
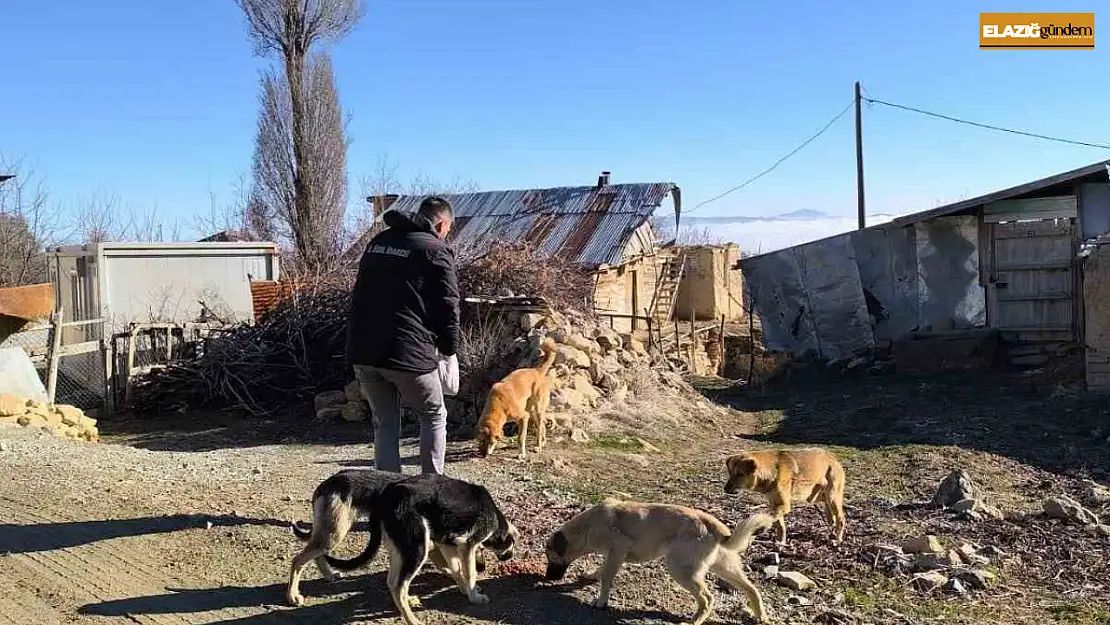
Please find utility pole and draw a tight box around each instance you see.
[855,81,866,230]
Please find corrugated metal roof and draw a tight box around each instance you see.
[354,182,679,269]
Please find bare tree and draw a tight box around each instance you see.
[353,154,480,239]
[235,0,362,270]
[74,191,184,243]
[0,157,60,287]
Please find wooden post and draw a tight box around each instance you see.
[855,80,866,230]
[124,324,139,406]
[718,314,726,376]
[102,336,114,416]
[46,305,64,404]
[688,299,697,375]
[674,319,680,357]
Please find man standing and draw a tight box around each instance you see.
[347,197,458,475]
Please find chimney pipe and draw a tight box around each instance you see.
[597,171,611,187]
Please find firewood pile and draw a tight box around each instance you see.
[127,287,352,416]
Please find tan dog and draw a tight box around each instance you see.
[475,337,556,459]
[724,447,847,546]
[544,498,774,625]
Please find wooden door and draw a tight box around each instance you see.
[987,218,1077,342]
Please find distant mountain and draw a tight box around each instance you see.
[682,209,830,224]
[777,209,828,220]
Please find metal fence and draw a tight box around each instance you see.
[1,313,109,414]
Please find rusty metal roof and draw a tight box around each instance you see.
[353,182,679,269]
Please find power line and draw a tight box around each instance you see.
[684,99,855,214]
[863,96,1110,150]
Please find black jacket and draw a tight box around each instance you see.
[346,210,460,373]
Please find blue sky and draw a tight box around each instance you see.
[1,0,1108,239]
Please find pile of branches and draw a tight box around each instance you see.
[128,243,594,418]
[127,284,351,416]
[457,241,593,314]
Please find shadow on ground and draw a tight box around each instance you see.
[101,410,479,454]
[78,571,685,625]
[702,370,1110,480]
[0,514,288,554]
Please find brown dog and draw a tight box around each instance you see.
[475,337,556,459]
[724,447,847,546]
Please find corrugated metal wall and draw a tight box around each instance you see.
[741,215,984,360]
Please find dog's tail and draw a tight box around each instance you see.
[323,518,383,571]
[722,512,775,552]
[291,521,314,540]
[537,337,558,377]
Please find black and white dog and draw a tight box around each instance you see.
[287,469,517,624]
[287,468,404,606]
[374,474,518,625]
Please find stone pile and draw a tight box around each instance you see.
[312,309,667,429]
[862,535,999,595]
[0,392,100,442]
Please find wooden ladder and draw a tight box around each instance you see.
[650,249,687,324]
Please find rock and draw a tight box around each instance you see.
[314,390,346,413]
[1088,524,1110,537]
[520,313,546,332]
[565,333,600,355]
[570,373,602,407]
[589,354,622,385]
[616,349,638,367]
[0,441,8,452]
[551,387,588,411]
[1043,495,1101,525]
[762,565,779,580]
[340,401,369,422]
[952,543,990,566]
[315,406,343,420]
[634,437,661,453]
[1081,480,1110,507]
[593,328,623,352]
[787,594,813,606]
[911,551,959,572]
[911,571,948,592]
[16,415,32,427]
[932,469,980,508]
[0,393,26,417]
[54,404,84,427]
[569,428,590,444]
[955,568,996,590]
[775,571,816,591]
[951,497,1004,521]
[621,334,647,356]
[901,535,943,554]
[554,345,591,369]
[608,384,629,404]
[945,577,968,595]
[343,380,363,403]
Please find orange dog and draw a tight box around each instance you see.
[475,337,557,459]
[724,447,847,546]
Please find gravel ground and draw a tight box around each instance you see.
[1,370,1109,625]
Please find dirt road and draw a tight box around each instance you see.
[2,371,1109,625]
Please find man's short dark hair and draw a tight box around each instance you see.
[418,197,453,224]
